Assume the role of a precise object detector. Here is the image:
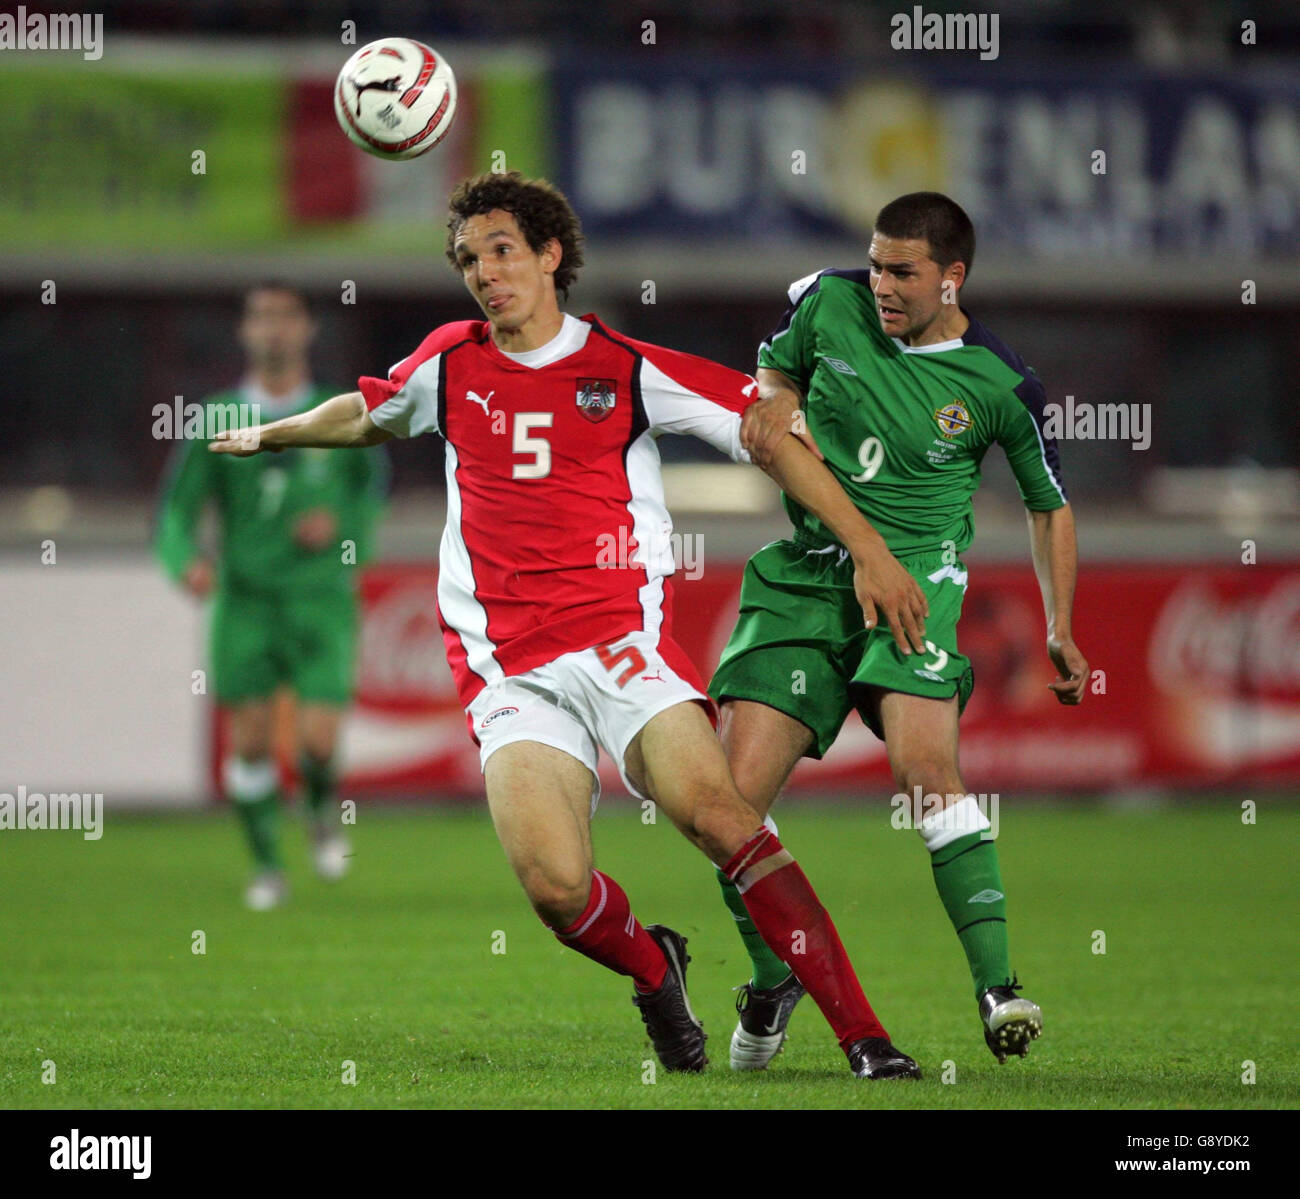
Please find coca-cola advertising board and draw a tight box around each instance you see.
[215,562,1300,798]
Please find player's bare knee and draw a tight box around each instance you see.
[229,709,272,759]
[520,865,590,929]
[896,759,964,801]
[299,712,341,761]
[726,760,777,816]
[231,733,272,760]
[300,740,335,766]
[687,789,761,863]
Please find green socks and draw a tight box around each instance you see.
[226,753,336,873]
[715,798,1015,1000]
[929,829,1013,997]
[225,756,283,871]
[299,752,337,823]
[715,866,791,990]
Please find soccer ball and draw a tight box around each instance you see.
[333,37,458,160]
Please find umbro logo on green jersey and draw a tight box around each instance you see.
[821,356,858,376]
[968,889,1004,904]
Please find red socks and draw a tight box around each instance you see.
[723,828,889,1050]
[547,837,889,1054]
[551,870,667,994]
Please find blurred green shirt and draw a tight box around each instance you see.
[155,383,388,595]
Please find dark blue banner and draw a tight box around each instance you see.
[551,56,1300,256]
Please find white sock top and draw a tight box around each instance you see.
[918,794,991,852]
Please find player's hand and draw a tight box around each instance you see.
[1047,635,1088,705]
[741,394,823,468]
[208,428,283,457]
[851,543,929,655]
[294,509,338,551]
[182,559,214,599]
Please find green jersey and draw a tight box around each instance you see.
[155,384,389,594]
[758,268,1067,557]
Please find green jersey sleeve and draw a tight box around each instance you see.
[994,367,1069,511]
[154,435,215,582]
[756,270,825,391]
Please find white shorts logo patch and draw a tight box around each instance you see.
[480,706,519,728]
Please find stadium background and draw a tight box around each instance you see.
[2,0,1300,1123]
[2,0,1298,805]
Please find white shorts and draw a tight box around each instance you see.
[466,630,710,812]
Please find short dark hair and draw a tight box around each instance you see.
[243,282,312,317]
[874,192,975,277]
[445,170,585,300]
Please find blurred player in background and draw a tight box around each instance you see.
[156,284,389,909]
[711,193,1089,1068]
[208,172,925,1080]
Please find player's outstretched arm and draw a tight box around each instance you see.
[208,391,392,457]
[1027,502,1088,704]
[762,434,929,656]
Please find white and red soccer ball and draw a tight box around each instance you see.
[333,37,458,160]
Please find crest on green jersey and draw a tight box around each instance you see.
[935,400,973,438]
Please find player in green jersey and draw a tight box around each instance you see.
[156,285,388,909]
[708,193,1090,1067]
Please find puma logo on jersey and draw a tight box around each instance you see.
[640,670,664,682]
[465,389,494,414]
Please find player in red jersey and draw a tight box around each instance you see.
[211,171,920,1079]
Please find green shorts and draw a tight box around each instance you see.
[210,587,359,705]
[708,541,974,758]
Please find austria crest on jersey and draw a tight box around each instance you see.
[576,378,618,422]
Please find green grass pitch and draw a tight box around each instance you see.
[2,800,1296,1109]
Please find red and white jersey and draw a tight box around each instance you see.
[358,313,758,709]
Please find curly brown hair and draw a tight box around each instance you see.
[444,171,586,300]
